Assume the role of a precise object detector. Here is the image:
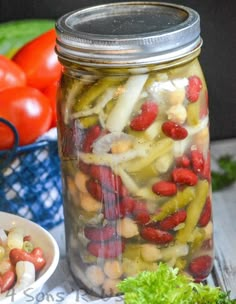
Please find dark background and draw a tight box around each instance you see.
[0,0,235,141]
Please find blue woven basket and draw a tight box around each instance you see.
[0,118,64,230]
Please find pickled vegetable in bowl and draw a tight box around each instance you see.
[0,212,59,304]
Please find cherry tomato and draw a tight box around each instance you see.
[0,87,52,150]
[13,29,61,90]
[42,81,58,128]
[0,55,26,91]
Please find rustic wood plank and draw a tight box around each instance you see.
[210,139,236,297]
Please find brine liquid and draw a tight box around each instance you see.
[57,58,213,297]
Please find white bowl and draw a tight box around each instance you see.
[0,212,60,304]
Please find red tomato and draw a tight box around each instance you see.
[0,55,26,91]
[42,81,58,128]
[0,87,52,150]
[13,29,61,90]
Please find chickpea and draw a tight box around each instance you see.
[85,265,105,287]
[117,218,139,238]
[166,104,187,124]
[122,259,139,277]
[103,278,121,296]
[79,192,102,212]
[140,244,162,262]
[168,87,186,105]
[104,260,123,279]
[111,140,133,154]
[74,171,89,193]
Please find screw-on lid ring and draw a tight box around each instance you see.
[56,2,201,66]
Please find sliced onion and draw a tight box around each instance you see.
[186,116,209,135]
[149,78,188,95]
[92,132,135,154]
[106,74,148,132]
[115,167,140,194]
[79,146,147,167]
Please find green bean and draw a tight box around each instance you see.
[79,115,98,128]
[131,164,158,185]
[176,180,209,244]
[187,102,200,126]
[126,127,147,140]
[73,77,124,112]
[175,257,187,270]
[61,77,87,124]
[143,73,157,90]
[124,138,173,173]
[62,160,77,177]
[189,227,206,253]
[127,120,162,141]
[151,186,196,222]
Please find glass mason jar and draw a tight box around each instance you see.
[55,2,213,297]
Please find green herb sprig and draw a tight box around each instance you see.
[118,263,236,304]
[212,155,236,191]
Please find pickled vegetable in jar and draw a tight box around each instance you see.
[55,2,213,297]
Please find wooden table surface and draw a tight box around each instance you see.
[48,138,236,300]
[206,138,236,297]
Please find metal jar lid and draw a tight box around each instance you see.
[55,2,201,67]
